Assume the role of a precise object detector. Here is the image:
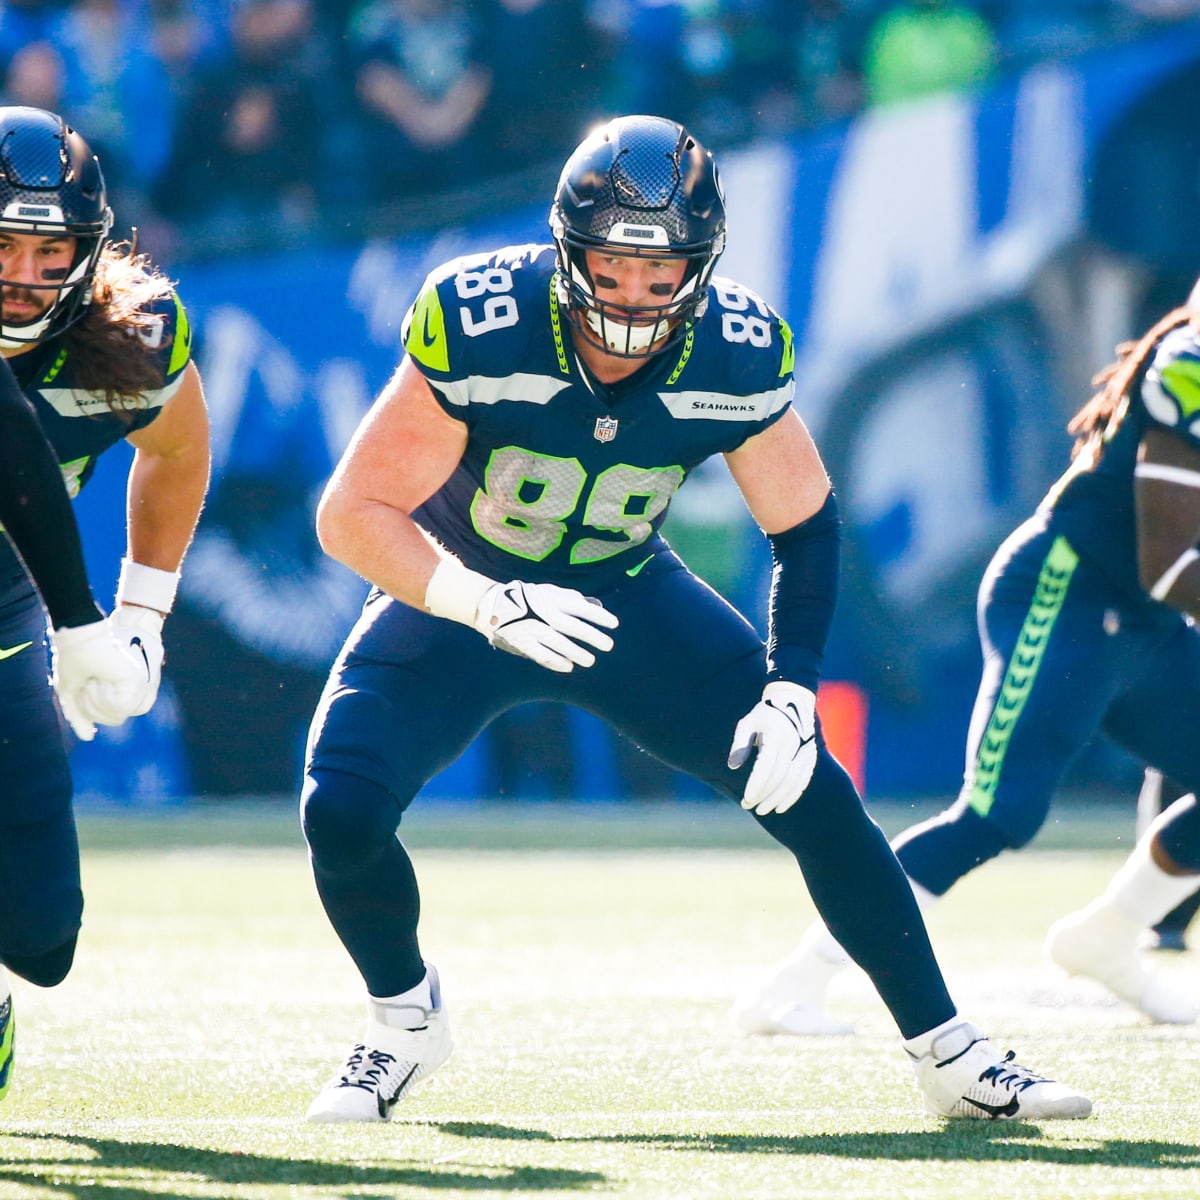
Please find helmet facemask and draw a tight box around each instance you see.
[552,228,721,359]
[550,115,726,361]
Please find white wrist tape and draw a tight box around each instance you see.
[1150,547,1200,601]
[116,557,180,614]
[424,558,495,627]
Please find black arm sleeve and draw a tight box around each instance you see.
[765,489,841,691]
[0,357,102,629]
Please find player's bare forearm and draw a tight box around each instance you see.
[123,363,211,572]
[317,358,469,610]
[125,445,209,571]
[316,491,443,612]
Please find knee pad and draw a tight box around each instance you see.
[300,768,402,875]
[3,933,78,988]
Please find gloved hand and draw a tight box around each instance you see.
[727,681,818,816]
[78,606,165,723]
[50,617,148,741]
[475,580,619,673]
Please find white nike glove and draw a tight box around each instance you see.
[727,681,818,816]
[50,618,148,741]
[475,580,618,672]
[78,606,166,723]
[423,558,618,673]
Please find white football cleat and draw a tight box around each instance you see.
[909,1021,1091,1120]
[1046,902,1198,1025]
[730,925,854,1037]
[730,996,854,1037]
[306,964,452,1122]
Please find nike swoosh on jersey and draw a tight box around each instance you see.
[626,555,654,578]
[0,640,33,660]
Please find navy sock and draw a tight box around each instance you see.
[893,804,1010,895]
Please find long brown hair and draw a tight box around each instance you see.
[60,242,178,411]
[1067,306,1196,460]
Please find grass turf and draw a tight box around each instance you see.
[0,798,1196,1198]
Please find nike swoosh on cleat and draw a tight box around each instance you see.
[0,641,32,660]
[381,1064,420,1117]
[964,1096,1021,1118]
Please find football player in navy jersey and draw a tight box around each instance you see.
[0,107,210,1105]
[737,286,1200,1035]
[0,354,144,735]
[301,115,1089,1123]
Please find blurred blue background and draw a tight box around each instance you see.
[41,1,1200,806]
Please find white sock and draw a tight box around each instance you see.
[782,874,940,976]
[1104,824,1200,928]
[794,919,851,967]
[368,968,433,1034]
[902,1012,972,1061]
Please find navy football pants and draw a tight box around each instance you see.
[0,583,81,986]
[896,522,1200,892]
[302,551,955,1038]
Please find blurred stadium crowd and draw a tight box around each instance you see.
[1,0,1197,263]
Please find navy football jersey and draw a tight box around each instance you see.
[1042,323,1200,607]
[401,244,795,589]
[0,285,193,587]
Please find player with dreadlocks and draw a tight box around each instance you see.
[736,285,1200,1035]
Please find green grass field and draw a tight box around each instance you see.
[1,798,1198,1199]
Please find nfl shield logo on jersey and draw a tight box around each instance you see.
[594,416,619,443]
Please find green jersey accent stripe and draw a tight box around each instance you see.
[42,347,68,385]
[1161,357,1200,420]
[778,317,795,377]
[969,535,1078,817]
[168,291,192,377]
[405,284,450,372]
[665,325,695,386]
[549,276,570,376]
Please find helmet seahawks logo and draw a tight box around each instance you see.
[608,223,668,246]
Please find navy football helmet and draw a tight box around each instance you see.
[0,107,112,347]
[550,115,726,358]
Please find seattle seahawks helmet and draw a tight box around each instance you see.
[0,107,112,348]
[550,115,726,358]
